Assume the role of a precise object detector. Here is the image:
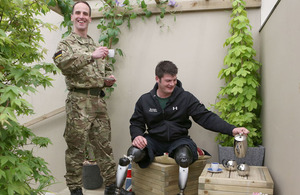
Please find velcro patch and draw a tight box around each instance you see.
[54,50,62,59]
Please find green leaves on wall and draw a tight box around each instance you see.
[213,0,262,147]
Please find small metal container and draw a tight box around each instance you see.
[234,133,248,158]
[222,159,237,171]
[237,163,250,176]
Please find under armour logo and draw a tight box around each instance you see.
[173,106,178,110]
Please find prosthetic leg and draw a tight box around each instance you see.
[115,146,145,195]
[174,145,193,195]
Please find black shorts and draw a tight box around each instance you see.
[137,135,199,168]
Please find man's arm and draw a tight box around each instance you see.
[188,94,250,136]
[53,42,93,75]
[185,93,237,136]
[129,97,147,141]
[53,41,108,75]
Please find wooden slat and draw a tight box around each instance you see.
[23,106,65,127]
[50,0,261,19]
[203,183,274,194]
[262,166,275,189]
[198,189,248,195]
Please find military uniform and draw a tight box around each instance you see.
[53,32,116,190]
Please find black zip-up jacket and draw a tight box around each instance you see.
[130,80,236,142]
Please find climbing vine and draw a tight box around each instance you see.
[212,0,262,147]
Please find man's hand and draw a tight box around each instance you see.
[104,75,116,87]
[92,46,108,59]
[232,127,249,136]
[132,136,147,149]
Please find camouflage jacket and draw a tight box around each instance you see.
[53,32,112,90]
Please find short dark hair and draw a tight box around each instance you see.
[72,1,92,16]
[155,60,178,79]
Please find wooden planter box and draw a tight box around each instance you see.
[198,164,274,195]
[132,159,207,195]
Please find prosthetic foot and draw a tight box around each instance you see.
[174,145,193,195]
[115,146,145,195]
[115,157,131,195]
[177,166,189,195]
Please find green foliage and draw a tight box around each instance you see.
[0,0,59,194]
[48,0,73,38]
[213,0,262,147]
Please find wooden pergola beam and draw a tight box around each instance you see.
[50,0,261,19]
[23,106,65,127]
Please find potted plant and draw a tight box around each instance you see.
[212,0,264,166]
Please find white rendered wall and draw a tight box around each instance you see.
[260,0,300,194]
[261,0,278,25]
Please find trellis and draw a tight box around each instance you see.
[50,0,261,18]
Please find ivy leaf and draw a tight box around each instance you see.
[0,169,6,180]
[111,37,119,45]
[145,10,152,18]
[116,48,123,56]
[234,36,242,43]
[141,0,147,9]
[224,66,236,76]
[236,68,250,77]
[99,34,109,44]
[232,77,246,87]
[245,100,257,111]
[130,12,137,19]
[47,0,56,7]
[114,19,123,26]
[231,86,243,95]
[156,15,161,23]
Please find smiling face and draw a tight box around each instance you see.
[156,74,177,98]
[71,2,92,37]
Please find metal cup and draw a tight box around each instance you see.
[237,163,250,176]
[222,159,237,171]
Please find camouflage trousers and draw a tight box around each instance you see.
[64,91,116,190]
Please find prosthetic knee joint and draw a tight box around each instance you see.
[115,146,145,195]
[174,145,193,195]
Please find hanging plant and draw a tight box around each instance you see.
[213,0,262,147]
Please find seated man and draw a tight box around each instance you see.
[115,60,249,195]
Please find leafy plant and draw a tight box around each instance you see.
[48,0,74,38]
[0,0,59,194]
[97,0,176,96]
[213,0,262,147]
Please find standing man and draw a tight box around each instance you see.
[53,1,132,195]
[114,60,249,195]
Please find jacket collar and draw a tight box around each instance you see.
[150,80,183,101]
[70,32,93,45]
